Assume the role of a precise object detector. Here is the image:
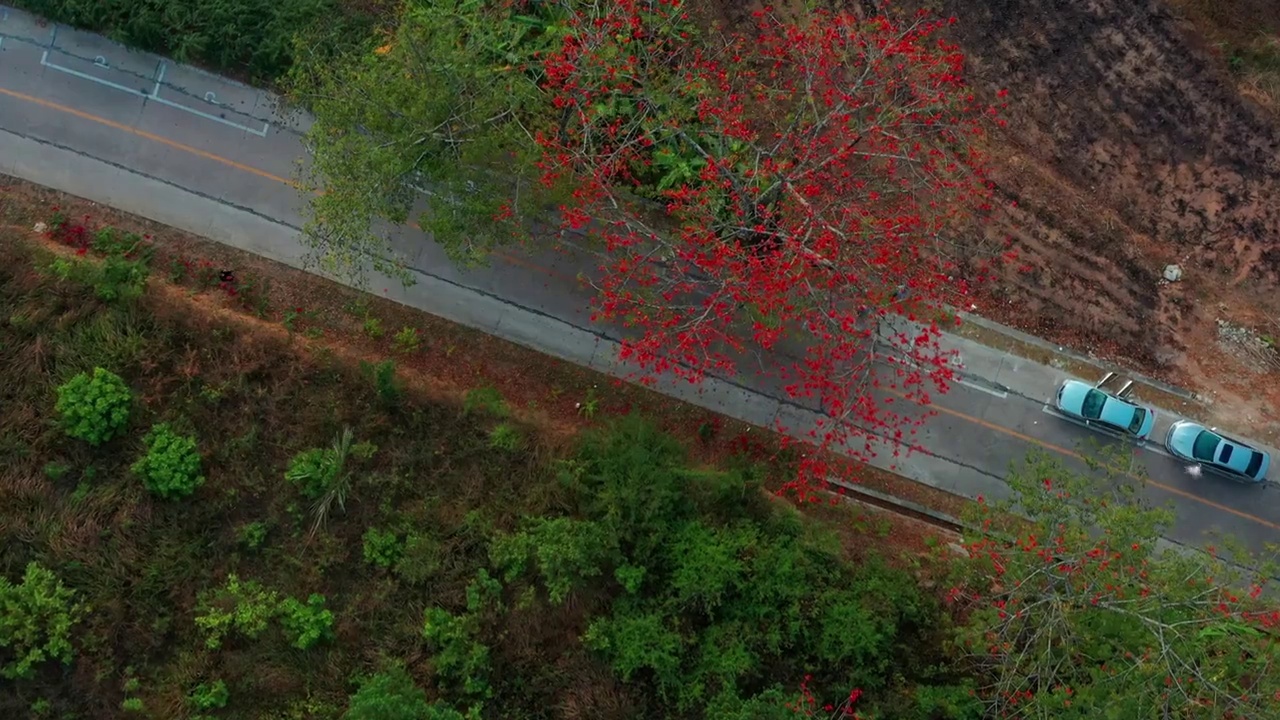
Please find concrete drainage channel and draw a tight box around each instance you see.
[824,475,966,535]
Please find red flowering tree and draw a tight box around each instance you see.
[951,450,1280,718]
[535,1,1006,494]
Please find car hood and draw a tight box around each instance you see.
[1167,422,1202,457]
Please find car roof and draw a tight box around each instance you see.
[1219,439,1260,473]
[1098,396,1138,427]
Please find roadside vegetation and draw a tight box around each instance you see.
[7,0,386,82]
[3,197,1280,717]
[0,219,971,718]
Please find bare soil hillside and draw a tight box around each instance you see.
[781,0,1280,428]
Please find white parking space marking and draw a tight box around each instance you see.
[38,52,270,137]
[957,378,1008,398]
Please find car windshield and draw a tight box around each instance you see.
[1191,430,1222,463]
[1081,389,1107,420]
[1246,452,1265,478]
[1127,408,1147,435]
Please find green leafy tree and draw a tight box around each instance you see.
[289,0,566,283]
[0,562,85,680]
[279,594,335,650]
[131,423,205,499]
[489,517,616,603]
[55,366,131,445]
[952,450,1280,718]
[343,667,466,720]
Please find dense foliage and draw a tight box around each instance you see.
[11,0,380,81]
[54,366,132,446]
[0,562,84,680]
[1,232,974,718]
[131,422,205,499]
[952,451,1280,718]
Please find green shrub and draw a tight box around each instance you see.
[421,608,491,700]
[362,528,403,569]
[194,574,279,650]
[392,326,422,354]
[55,367,132,445]
[0,562,85,680]
[131,423,205,499]
[279,594,335,650]
[189,679,230,710]
[236,521,269,550]
[487,423,523,451]
[343,667,466,720]
[285,444,343,500]
[94,254,149,303]
[360,359,402,406]
[394,534,442,585]
[362,316,384,338]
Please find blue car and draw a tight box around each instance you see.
[1165,420,1271,483]
[1054,379,1157,439]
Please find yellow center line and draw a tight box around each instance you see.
[916,392,1280,531]
[7,82,1277,532]
[0,86,301,189]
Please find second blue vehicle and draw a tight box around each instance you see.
[1054,379,1157,440]
[1165,420,1271,483]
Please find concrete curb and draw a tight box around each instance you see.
[953,307,1200,401]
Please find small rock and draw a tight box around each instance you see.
[32,222,47,233]
[1163,264,1183,282]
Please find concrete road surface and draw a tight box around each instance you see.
[4,5,1280,553]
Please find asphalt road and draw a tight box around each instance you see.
[4,6,1280,553]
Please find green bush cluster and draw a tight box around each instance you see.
[0,562,85,680]
[362,528,403,569]
[189,679,230,710]
[343,667,467,720]
[421,607,491,702]
[54,367,132,445]
[279,594,335,650]
[46,253,149,304]
[489,417,976,717]
[194,574,279,650]
[131,423,205,499]
[11,0,375,82]
[285,446,343,500]
[194,575,335,651]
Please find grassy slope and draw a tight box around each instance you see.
[0,221,973,719]
[0,235,564,717]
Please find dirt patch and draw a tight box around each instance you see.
[779,0,1280,438]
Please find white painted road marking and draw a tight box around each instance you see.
[38,51,270,137]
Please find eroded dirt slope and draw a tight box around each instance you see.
[930,0,1280,368]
